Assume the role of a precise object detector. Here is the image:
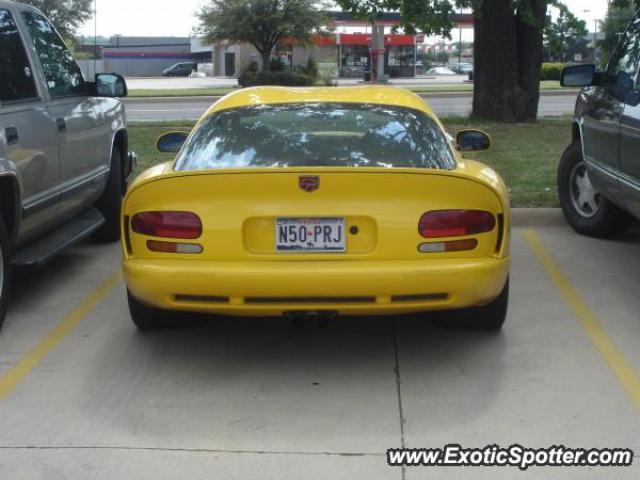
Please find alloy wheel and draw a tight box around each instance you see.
[569,161,601,218]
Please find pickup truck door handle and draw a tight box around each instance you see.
[5,126,19,145]
[56,118,66,133]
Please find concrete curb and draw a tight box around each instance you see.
[511,208,566,227]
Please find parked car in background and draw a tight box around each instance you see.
[121,86,510,330]
[452,62,474,74]
[426,66,457,76]
[558,13,640,238]
[0,1,134,327]
[162,62,198,77]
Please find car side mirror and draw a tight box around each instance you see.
[157,131,188,153]
[561,64,597,87]
[95,73,127,97]
[456,129,491,152]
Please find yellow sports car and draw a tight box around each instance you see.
[122,86,510,329]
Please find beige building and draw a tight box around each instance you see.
[212,39,336,77]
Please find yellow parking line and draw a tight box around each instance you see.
[523,230,640,412]
[0,272,120,401]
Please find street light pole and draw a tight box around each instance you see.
[594,19,599,63]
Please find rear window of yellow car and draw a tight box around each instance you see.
[175,103,457,171]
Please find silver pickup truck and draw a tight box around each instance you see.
[0,1,134,327]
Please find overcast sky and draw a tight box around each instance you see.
[78,0,610,39]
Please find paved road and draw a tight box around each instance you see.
[125,75,471,90]
[1,212,640,479]
[125,93,578,122]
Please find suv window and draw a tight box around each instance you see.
[0,9,38,102]
[606,15,640,90]
[20,11,85,98]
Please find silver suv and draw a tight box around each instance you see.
[0,1,134,326]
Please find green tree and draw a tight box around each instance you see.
[336,0,550,123]
[545,3,587,62]
[21,0,93,38]
[435,50,450,63]
[612,0,640,9]
[198,0,326,72]
[599,2,637,67]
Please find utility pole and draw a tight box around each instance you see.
[94,0,97,75]
[583,9,599,64]
[458,8,462,66]
[370,23,385,82]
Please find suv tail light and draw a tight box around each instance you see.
[131,211,202,239]
[419,210,495,238]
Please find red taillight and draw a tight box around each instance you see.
[131,211,202,239]
[418,210,495,238]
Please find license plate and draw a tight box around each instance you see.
[276,218,345,253]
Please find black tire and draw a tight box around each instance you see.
[127,290,172,330]
[0,218,12,330]
[437,279,509,330]
[94,147,123,243]
[558,141,632,238]
[473,279,509,330]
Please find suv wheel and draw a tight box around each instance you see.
[558,141,632,238]
[94,147,123,243]
[0,218,12,329]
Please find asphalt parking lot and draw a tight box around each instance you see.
[0,210,639,479]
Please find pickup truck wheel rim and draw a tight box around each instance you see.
[569,161,600,218]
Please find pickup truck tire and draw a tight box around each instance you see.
[93,147,123,243]
[558,141,632,238]
[0,218,12,329]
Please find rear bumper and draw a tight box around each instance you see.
[123,257,510,317]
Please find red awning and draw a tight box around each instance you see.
[337,33,371,45]
[384,35,415,46]
[280,34,337,46]
[337,33,415,46]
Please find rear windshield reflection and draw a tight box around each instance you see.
[175,103,456,171]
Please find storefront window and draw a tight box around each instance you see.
[386,46,415,78]
[340,45,369,77]
[273,46,292,67]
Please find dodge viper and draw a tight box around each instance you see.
[122,86,510,329]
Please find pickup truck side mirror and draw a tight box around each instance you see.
[157,131,188,153]
[456,129,491,152]
[561,64,599,87]
[94,73,128,97]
